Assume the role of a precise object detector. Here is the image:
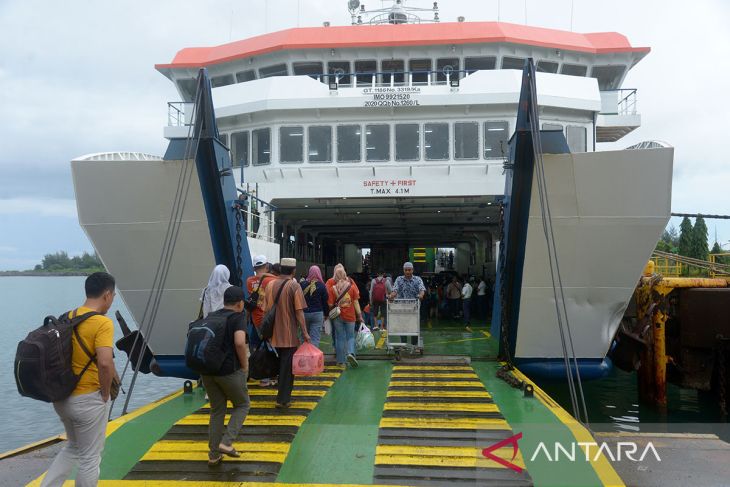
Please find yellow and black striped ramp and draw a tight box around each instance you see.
[375,363,533,486]
[124,366,343,482]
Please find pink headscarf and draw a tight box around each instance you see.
[307,265,324,283]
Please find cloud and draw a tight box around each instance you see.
[0,198,77,218]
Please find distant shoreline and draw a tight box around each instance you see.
[0,271,94,277]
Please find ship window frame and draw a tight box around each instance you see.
[453,121,479,160]
[307,125,333,163]
[211,74,235,88]
[561,63,588,77]
[355,60,377,86]
[337,124,363,163]
[436,58,460,82]
[381,59,405,85]
[293,61,325,80]
[328,61,351,85]
[566,125,587,153]
[483,121,509,160]
[395,123,421,162]
[251,127,271,166]
[409,58,432,84]
[235,70,256,83]
[365,123,391,162]
[502,56,527,70]
[279,126,304,164]
[464,56,496,73]
[259,63,289,78]
[230,130,249,168]
[537,60,559,73]
[424,122,450,161]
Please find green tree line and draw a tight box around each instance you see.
[34,251,105,273]
[656,215,727,264]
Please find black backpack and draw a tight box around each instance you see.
[184,309,233,375]
[14,310,100,403]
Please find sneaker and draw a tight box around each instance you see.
[347,354,359,368]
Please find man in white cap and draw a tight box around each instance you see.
[246,255,275,385]
[389,262,426,346]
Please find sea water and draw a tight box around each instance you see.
[0,277,183,453]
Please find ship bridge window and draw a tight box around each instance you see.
[454,122,479,160]
[561,64,588,77]
[337,125,362,162]
[231,131,249,167]
[425,123,449,160]
[293,62,325,80]
[464,56,496,73]
[542,123,563,133]
[567,125,587,153]
[409,59,431,84]
[355,60,377,85]
[395,124,420,161]
[252,128,271,166]
[366,124,390,162]
[436,58,460,82]
[537,61,559,73]
[211,74,235,88]
[382,59,405,85]
[308,126,332,163]
[259,63,288,78]
[236,70,256,82]
[328,61,351,85]
[502,57,526,70]
[176,78,197,101]
[280,126,304,163]
[591,65,627,90]
[484,121,509,159]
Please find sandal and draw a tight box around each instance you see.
[218,444,241,458]
[208,453,223,466]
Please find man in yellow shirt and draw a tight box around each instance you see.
[41,272,117,487]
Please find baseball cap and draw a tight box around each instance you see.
[253,255,268,268]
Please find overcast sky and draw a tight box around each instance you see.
[1,0,728,270]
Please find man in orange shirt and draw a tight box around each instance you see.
[262,258,310,408]
[41,272,117,487]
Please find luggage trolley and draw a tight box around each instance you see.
[385,299,423,360]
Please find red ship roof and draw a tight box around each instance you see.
[156,21,649,70]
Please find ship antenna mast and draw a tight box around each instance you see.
[349,0,441,25]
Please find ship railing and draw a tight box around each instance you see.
[600,88,638,116]
[316,69,475,88]
[168,101,194,127]
[235,191,277,243]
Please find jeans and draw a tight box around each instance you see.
[304,311,323,348]
[463,298,472,325]
[41,391,110,487]
[333,317,355,364]
[248,321,262,353]
[276,347,297,405]
[202,369,250,459]
[371,301,387,328]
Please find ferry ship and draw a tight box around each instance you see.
[11,2,674,485]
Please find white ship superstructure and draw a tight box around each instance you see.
[72,4,672,378]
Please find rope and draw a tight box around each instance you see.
[110,81,205,418]
[526,62,589,425]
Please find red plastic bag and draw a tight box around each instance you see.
[293,342,324,376]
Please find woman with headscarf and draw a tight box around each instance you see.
[327,266,362,368]
[300,265,328,348]
[201,264,233,318]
